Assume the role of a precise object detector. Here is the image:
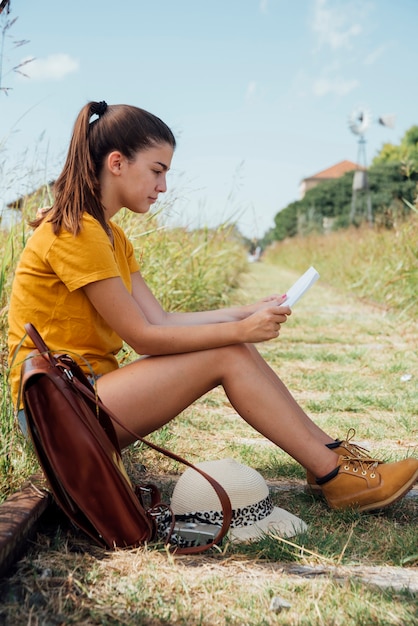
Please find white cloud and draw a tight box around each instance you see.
[309,1,374,99]
[364,44,387,66]
[312,0,365,50]
[259,0,268,14]
[20,53,79,81]
[313,76,359,97]
[245,81,257,101]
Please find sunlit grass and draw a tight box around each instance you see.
[0,202,417,625]
[0,198,248,500]
[265,214,418,319]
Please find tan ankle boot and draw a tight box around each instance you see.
[306,430,383,494]
[321,456,418,512]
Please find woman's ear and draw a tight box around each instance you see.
[107,151,124,175]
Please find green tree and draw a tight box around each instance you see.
[271,127,418,241]
[372,125,418,176]
[273,201,298,241]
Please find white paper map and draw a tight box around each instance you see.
[284,266,320,307]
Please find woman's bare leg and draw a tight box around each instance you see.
[245,343,335,445]
[97,344,339,479]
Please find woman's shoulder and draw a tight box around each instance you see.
[82,214,128,245]
[107,218,127,237]
[25,217,56,250]
[80,213,108,235]
[30,212,102,237]
[29,213,127,257]
[27,214,109,259]
[107,218,133,249]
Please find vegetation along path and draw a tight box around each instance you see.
[0,260,417,625]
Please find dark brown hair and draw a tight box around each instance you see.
[32,101,176,235]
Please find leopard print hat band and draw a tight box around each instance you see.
[170,458,307,542]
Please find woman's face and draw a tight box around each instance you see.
[108,142,174,216]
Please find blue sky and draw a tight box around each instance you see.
[1,0,418,238]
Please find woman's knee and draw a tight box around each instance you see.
[216,343,254,369]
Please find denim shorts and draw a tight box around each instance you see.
[17,408,29,438]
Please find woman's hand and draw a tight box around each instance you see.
[238,294,288,319]
[83,273,290,355]
[240,304,291,343]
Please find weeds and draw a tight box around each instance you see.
[0,197,247,500]
[265,215,418,319]
[0,206,417,624]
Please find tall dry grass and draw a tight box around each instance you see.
[0,198,248,500]
[265,214,418,320]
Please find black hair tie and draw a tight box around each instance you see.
[91,100,108,118]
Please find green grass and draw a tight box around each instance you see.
[0,209,417,625]
[0,199,247,499]
[264,214,418,320]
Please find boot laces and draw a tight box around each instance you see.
[340,455,379,477]
[339,428,382,463]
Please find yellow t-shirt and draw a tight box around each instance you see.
[8,213,140,407]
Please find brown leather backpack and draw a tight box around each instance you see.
[20,323,232,553]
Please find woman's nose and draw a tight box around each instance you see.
[156,175,167,193]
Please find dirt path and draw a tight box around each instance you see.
[234,261,418,593]
[0,261,417,624]
[238,262,418,455]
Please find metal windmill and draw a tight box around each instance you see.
[348,107,395,224]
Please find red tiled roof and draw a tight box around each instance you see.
[306,160,361,181]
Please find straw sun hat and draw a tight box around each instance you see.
[171,458,307,542]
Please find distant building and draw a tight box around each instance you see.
[299,160,361,199]
[1,182,54,230]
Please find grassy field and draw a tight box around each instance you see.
[0,214,417,625]
[0,207,247,499]
[264,213,418,320]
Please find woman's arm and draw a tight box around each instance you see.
[130,271,287,326]
[82,274,290,356]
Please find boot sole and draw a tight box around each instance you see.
[344,468,418,512]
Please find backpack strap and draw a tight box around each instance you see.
[71,375,233,554]
[25,323,52,361]
[24,323,233,554]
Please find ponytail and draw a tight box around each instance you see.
[31,101,176,236]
